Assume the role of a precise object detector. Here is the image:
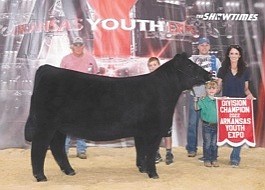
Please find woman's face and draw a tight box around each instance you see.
[229,48,241,63]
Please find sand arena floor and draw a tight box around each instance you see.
[0,146,264,190]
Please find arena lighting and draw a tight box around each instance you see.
[254,2,264,8]
[156,0,182,5]
[193,33,200,38]
[165,33,173,38]
[225,2,240,7]
[209,51,218,54]
[225,1,240,12]
[225,24,233,39]
[195,0,212,12]
[196,1,211,6]
[226,33,233,39]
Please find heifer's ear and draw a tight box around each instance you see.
[180,52,188,58]
[173,53,181,60]
[173,52,188,61]
[174,52,188,59]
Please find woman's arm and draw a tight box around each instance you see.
[217,78,222,94]
[244,81,255,99]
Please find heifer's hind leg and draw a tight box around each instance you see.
[49,131,75,176]
[134,136,147,173]
[31,128,54,182]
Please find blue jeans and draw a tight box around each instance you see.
[202,124,218,162]
[65,136,87,154]
[186,94,200,153]
[230,146,242,164]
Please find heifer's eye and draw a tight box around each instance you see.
[188,64,194,68]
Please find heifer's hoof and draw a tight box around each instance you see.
[62,168,76,176]
[137,166,147,173]
[148,172,159,179]
[34,174,47,182]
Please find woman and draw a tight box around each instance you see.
[217,45,254,167]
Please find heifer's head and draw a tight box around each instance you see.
[170,53,212,90]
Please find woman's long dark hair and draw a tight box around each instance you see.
[222,45,247,77]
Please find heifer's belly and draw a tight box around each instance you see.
[58,100,162,141]
[60,122,137,141]
[57,100,145,141]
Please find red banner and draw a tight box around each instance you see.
[88,0,137,57]
[216,98,256,147]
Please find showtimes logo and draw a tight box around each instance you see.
[196,13,258,21]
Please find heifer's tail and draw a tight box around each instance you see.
[24,65,47,142]
[24,112,36,142]
[24,84,38,142]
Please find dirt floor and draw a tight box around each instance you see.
[0,146,264,190]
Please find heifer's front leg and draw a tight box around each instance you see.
[145,135,162,179]
[50,131,75,176]
[134,136,147,173]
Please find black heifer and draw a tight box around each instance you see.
[25,53,211,182]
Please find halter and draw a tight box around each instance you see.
[176,67,207,82]
[176,67,211,97]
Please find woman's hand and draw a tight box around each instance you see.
[246,93,255,100]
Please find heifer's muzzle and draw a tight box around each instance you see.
[176,68,212,83]
[194,72,212,83]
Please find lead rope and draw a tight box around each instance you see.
[191,88,196,97]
